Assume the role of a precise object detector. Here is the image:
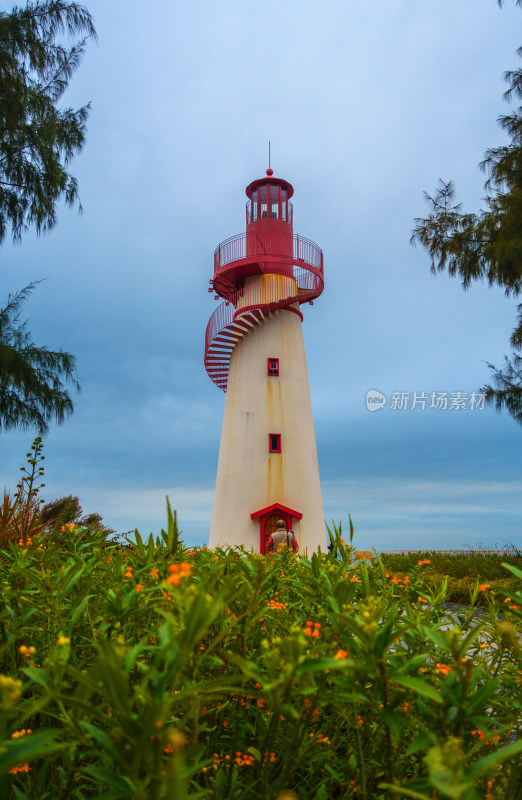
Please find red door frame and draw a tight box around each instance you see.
[250,503,303,554]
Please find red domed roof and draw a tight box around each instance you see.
[245,169,294,199]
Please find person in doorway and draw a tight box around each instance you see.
[267,519,299,554]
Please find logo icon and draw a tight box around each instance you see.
[366,389,387,412]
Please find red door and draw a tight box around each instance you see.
[260,510,292,554]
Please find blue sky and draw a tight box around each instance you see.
[1,0,521,550]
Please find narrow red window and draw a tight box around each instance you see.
[267,357,279,376]
[269,433,281,453]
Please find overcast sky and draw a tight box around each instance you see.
[1,0,521,550]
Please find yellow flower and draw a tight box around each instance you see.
[0,675,23,702]
[18,645,36,658]
[56,636,70,647]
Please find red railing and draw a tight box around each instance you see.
[294,266,323,296]
[205,268,324,360]
[204,298,235,355]
[205,237,324,391]
[214,232,323,274]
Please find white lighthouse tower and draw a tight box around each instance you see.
[205,168,325,554]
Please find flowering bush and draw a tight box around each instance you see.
[378,551,522,608]
[0,517,521,798]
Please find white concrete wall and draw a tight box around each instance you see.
[209,274,326,555]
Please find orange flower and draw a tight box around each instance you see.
[334,649,348,660]
[166,562,192,586]
[356,714,364,725]
[136,584,144,592]
[478,584,491,591]
[9,763,31,774]
[316,733,331,744]
[304,621,321,638]
[11,729,32,739]
[435,663,452,676]
[151,568,160,578]
[266,599,288,610]
[234,752,255,766]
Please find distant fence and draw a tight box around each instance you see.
[354,549,521,561]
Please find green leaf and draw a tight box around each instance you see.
[466,738,522,778]
[378,783,432,800]
[419,625,453,653]
[0,731,65,775]
[68,593,95,631]
[380,708,405,738]
[60,567,84,601]
[326,595,340,614]
[325,763,343,781]
[79,721,122,763]
[396,653,430,675]
[405,732,435,756]
[373,606,400,657]
[501,562,522,581]
[82,766,136,796]
[459,620,487,655]
[466,679,499,714]
[22,666,53,691]
[133,527,145,556]
[393,675,443,704]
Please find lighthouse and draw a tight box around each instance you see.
[205,168,325,554]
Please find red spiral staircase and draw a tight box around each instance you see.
[204,171,324,392]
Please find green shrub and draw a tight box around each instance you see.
[0,518,521,799]
[380,551,522,582]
